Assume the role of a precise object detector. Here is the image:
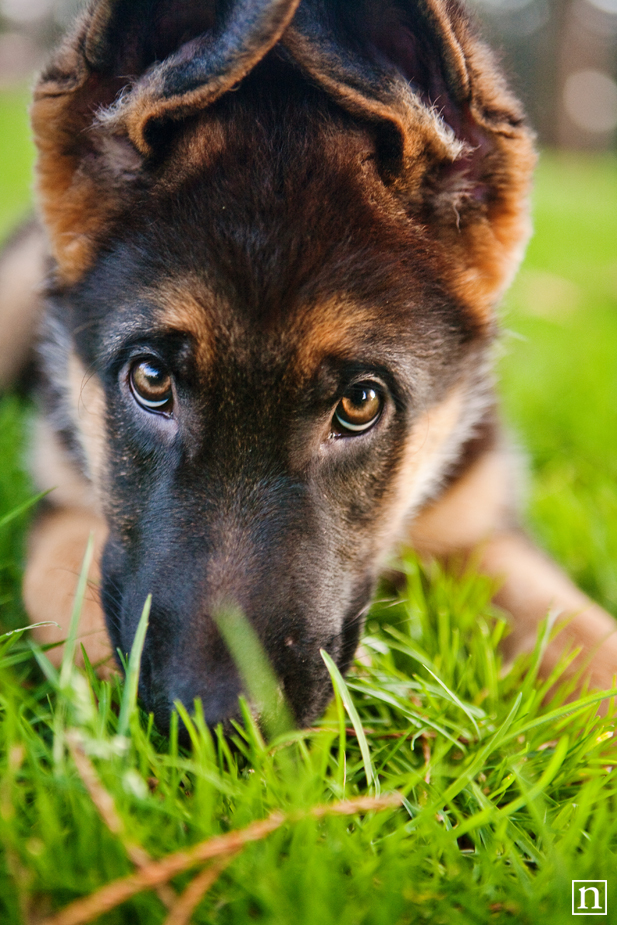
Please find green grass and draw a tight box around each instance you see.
[500,154,617,612]
[1,85,617,923]
[0,88,36,241]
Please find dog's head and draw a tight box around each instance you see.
[32,0,534,731]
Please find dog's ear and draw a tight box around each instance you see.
[285,0,536,317]
[32,0,302,281]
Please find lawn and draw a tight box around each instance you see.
[0,84,616,924]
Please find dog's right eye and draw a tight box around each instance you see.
[129,358,173,413]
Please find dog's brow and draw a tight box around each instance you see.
[97,322,194,367]
[290,299,380,373]
[289,297,417,382]
[98,315,159,361]
[149,280,215,368]
[94,283,214,366]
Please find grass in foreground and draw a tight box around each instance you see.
[1,83,617,922]
[0,546,616,925]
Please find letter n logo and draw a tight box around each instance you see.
[572,880,607,915]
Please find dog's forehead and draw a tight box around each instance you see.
[82,113,474,378]
[71,87,487,393]
[101,272,420,386]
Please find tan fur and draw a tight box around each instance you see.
[27,416,110,670]
[376,385,473,558]
[151,282,215,370]
[408,448,617,693]
[442,135,537,320]
[483,532,617,692]
[0,225,47,388]
[425,3,537,316]
[68,353,107,501]
[31,87,119,283]
[291,300,377,374]
[392,389,465,519]
[23,505,111,673]
[30,417,100,512]
[409,447,518,556]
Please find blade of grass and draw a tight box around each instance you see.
[0,489,50,532]
[213,606,293,740]
[421,664,481,738]
[321,649,376,792]
[500,688,617,746]
[59,535,95,690]
[117,596,151,739]
[0,622,59,643]
[0,623,60,665]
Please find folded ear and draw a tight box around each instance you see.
[284,0,536,318]
[32,0,301,282]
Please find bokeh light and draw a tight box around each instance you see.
[585,0,617,15]
[564,69,617,133]
[1,0,54,24]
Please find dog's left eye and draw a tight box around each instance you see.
[333,384,383,435]
[129,358,173,413]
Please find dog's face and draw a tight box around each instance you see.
[33,0,534,730]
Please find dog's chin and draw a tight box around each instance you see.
[137,678,305,747]
[145,688,244,744]
[145,680,341,749]
[137,637,351,744]
[110,620,367,745]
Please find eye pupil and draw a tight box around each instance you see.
[130,359,173,412]
[334,385,382,434]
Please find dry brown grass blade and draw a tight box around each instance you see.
[41,812,286,925]
[66,732,176,909]
[311,795,402,818]
[162,853,240,925]
[41,793,402,925]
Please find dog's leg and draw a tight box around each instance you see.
[23,416,112,672]
[23,504,112,672]
[408,443,617,692]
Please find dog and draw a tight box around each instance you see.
[1,0,616,733]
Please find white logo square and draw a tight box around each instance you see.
[572,880,607,915]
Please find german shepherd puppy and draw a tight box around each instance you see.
[1,0,616,732]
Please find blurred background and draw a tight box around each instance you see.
[477,0,617,150]
[0,0,616,148]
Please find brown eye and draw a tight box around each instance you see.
[334,384,382,434]
[129,358,173,413]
